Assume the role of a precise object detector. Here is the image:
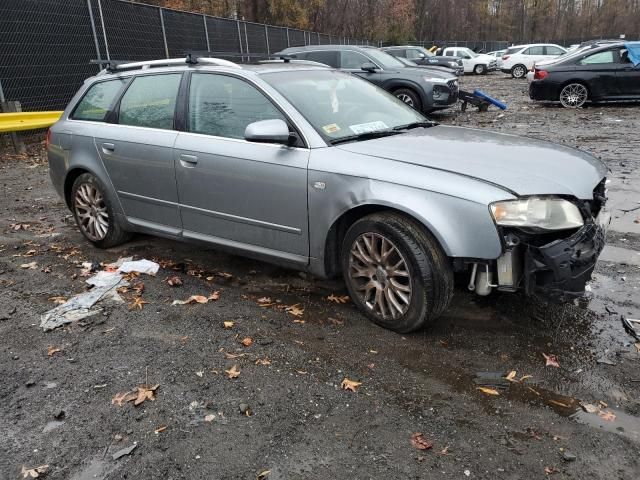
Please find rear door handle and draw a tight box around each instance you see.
[101,142,115,153]
[179,154,198,165]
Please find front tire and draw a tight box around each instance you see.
[394,88,422,111]
[559,83,588,108]
[341,213,454,333]
[474,64,487,75]
[511,64,527,79]
[71,173,131,248]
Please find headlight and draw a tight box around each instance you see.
[448,62,458,68]
[423,77,447,83]
[490,197,584,230]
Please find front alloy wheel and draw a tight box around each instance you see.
[349,232,412,320]
[560,83,588,108]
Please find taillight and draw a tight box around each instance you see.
[534,69,548,80]
[502,55,510,61]
[45,129,52,148]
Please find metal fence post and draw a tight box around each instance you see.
[97,0,110,60]
[264,24,270,55]
[286,27,290,47]
[243,22,250,61]
[86,0,102,67]
[159,8,169,58]
[203,14,210,52]
[236,20,244,62]
[317,32,320,44]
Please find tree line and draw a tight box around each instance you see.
[150,0,640,44]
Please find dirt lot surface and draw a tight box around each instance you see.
[1,74,640,480]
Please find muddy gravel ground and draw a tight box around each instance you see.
[1,74,640,480]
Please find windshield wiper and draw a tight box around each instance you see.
[330,130,402,145]
[392,121,438,131]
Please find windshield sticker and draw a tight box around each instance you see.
[349,121,389,135]
[322,123,341,134]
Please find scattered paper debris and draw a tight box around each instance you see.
[117,259,159,276]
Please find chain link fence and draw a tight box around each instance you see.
[0,0,369,112]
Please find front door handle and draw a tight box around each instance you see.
[179,154,198,165]
[101,142,115,153]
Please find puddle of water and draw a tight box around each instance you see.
[474,373,640,443]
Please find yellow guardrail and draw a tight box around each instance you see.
[0,111,63,133]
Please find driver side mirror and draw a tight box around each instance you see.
[244,119,295,146]
[360,62,378,72]
[417,53,426,58]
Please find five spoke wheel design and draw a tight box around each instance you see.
[560,83,588,108]
[349,232,412,320]
[74,183,109,241]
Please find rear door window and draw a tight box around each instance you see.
[71,79,125,121]
[524,46,545,55]
[545,46,565,55]
[579,50,616,65]
[118,74,182,130]
[304,51,340,67]
[188,73,285,140]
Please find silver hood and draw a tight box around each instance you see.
[336,125,606,199]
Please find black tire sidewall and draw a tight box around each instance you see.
[71,173,124,248]
[341,217,431,333]
[512,65,525,78]
[394,88,422,111]
[474,64,486,75]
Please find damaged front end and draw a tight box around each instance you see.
[468,179,609,299]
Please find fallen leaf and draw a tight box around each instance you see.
[505,370,517,381]
[240,337,253,347]
[519,375,533,382]
[111,390,137,407]
[635,342,640,353]
[225,365,241,379]
[580,402,598,414]
[544,466,559,475]
[129,296,148,310]
[598,410,616,422]
[225,352,246,359]
[257,297,273,307]
[548,399,570,408]
[20,261,38,269]
[21,464,48,478]
[223,321,235,329]
[204,414,215,422]
[208,291,221,301]
[327,294,350,304]
[171,295,209,305]
[11,223,30,231]
[542,353,560,368]
[341,377,362,392]
[134,384,159,406]
[48,296,67,304]
[437,446,450,455]
[257,470,270,480]
[296,370,308,374]
[410,432,433,450]
[255,358,271,366]
[293,319,305,324]
[476,387,500,396]
[47,346,62,356]
[166,275,183,286]
[132,282,144,294]
[154,425,167,434]
[285,304,304,317]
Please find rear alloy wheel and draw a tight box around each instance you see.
[71,173,131,248]
[511,64,527,79]
[559,83,588,108]
[474,64,487,75]
[341,213,454,333]
[394,88,422,111]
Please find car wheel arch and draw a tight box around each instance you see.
[64,168,91,208]
[322,203,451,278]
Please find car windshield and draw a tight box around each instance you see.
[362,48,406,68]
[462,48,479,58]
[262,70,428,143]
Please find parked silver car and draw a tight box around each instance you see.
[47,56,609,333]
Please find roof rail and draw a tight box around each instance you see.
[93,55,240,74]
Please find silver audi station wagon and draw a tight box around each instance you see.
[47,56,609,333]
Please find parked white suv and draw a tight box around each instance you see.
[501,44,567,78]
[442,47,497,75]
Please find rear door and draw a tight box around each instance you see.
[95,73,183,231]
[173,72,310,260]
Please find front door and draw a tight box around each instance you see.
[96,72,183,231]
[341,50,382,86]
[173,72,309,261]
[617,48,640,96]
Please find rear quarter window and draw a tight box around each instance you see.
[117,73,182,130]
[71,79,125,122]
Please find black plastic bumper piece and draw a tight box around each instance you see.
[523,222,606,298]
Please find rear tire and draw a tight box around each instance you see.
[473,64,487,75]
[559,83,588,108]
[341,213,454,333]
[511,64,527,79]
[71,173,131,249]
[394,88,422,112]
